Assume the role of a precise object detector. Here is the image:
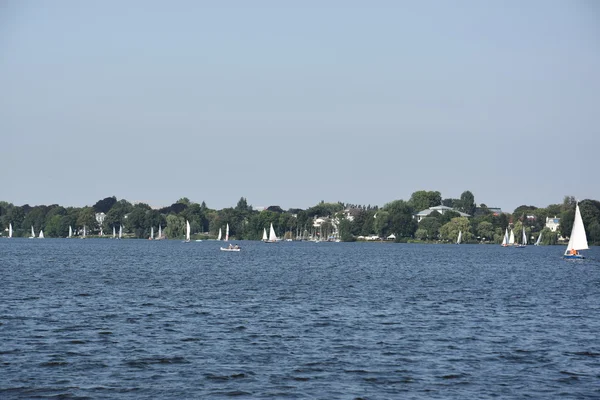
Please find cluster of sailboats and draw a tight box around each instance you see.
[500,227,538,248]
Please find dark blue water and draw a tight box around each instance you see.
[1,239,599,399]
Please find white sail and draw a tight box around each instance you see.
[262,228,268,241]
[38,230,44,239]
[457,230,462,245]
[186,220,191,241]
[83,225,86,239]
[158,224,162,239]
[8,223,12,238]
[100,227,103,236]
[112,226,116,239]
[150,226,154,240]
[268,223,278,242]
[501,228,509,246]
[521,228,527,245]
[69,225,73,238]
[119,225,122,239]
[217,228,222,241]
[535,232,542,246]
[565,203,589,254]
[225,224,229,241]
[30,226,35,238]
[508,229,515,245]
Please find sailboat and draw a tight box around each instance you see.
[508,229,515,246]
[149,226,154,240]
[8,223,12,238]
[29,226,35,239]
[501,228,509,247]
[266,223,279,243]
[82,225,87,239]
[118,225,123,240]
[184,220,191,242]
[68,225,73,238]
[38,230,44,239]
[225,223,229,242]
[515,227,527,248]
[112,226,116,239]
[535,231,542,246]
[564,202,588,259]
[216,228,222,241]
[262,228,268,242]
[456,230,462,245]
[158,225,162,240]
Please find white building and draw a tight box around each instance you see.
[415,205,470,223]
[545,216,560,232]
[95,212,106,225]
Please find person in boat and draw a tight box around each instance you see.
[570,249,578,256]
[234,244,239,249]
[228,243,234,249]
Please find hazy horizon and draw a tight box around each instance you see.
[2,1,599,214]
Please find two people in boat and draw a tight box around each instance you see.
[227,244,240,250]
[569,249,579,256]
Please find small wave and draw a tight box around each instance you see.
[125,356,189,367]
[571,351,600,357]
[98,331,113,335]
[40,360,69,367]
[180,337,201,342]
[209,390,253,397]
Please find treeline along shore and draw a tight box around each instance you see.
[1,191,599,245]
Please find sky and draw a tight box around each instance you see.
[1,1,599,213]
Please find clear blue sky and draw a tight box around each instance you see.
[2,1,599,213]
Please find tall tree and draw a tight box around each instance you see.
[408,191,442,212]
[457,191,476,216]
[93,196,117,213]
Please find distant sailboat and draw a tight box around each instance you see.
[456,230,462,245]
[100,227,103,237]
[564,202,588,259]
[82,225,87,239]
[185,220,191,242]
[38,230,44,239]
[29,226,35,239]
[262,228,268,242]
[225,224,229,242]
[118,225,123,240]
[112,226,116,239]
[149,226,154,240]
[501,228,509,247]
[508,229,515,246]
[158,225,162,240]
[68,225,73,238]
[8,223,12,238]
[217,228,222,241]
[535,232,542,246]
[515,227,527,248]
[266,223,279,243]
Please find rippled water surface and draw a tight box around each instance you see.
[1,239,599,399]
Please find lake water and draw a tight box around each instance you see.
[1,239,599,399]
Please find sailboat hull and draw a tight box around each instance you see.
[563,254,585,259]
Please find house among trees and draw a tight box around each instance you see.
[546,216,560,232]
[415,205,470,223]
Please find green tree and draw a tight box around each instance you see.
[457,191,476,216]
[165,214,185,239]
[439,217,472,242]
[408,191,442,212]
[419,217,441,240]
[77,207,98,232]
[93,196,117,213]
[477,221,495,242]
